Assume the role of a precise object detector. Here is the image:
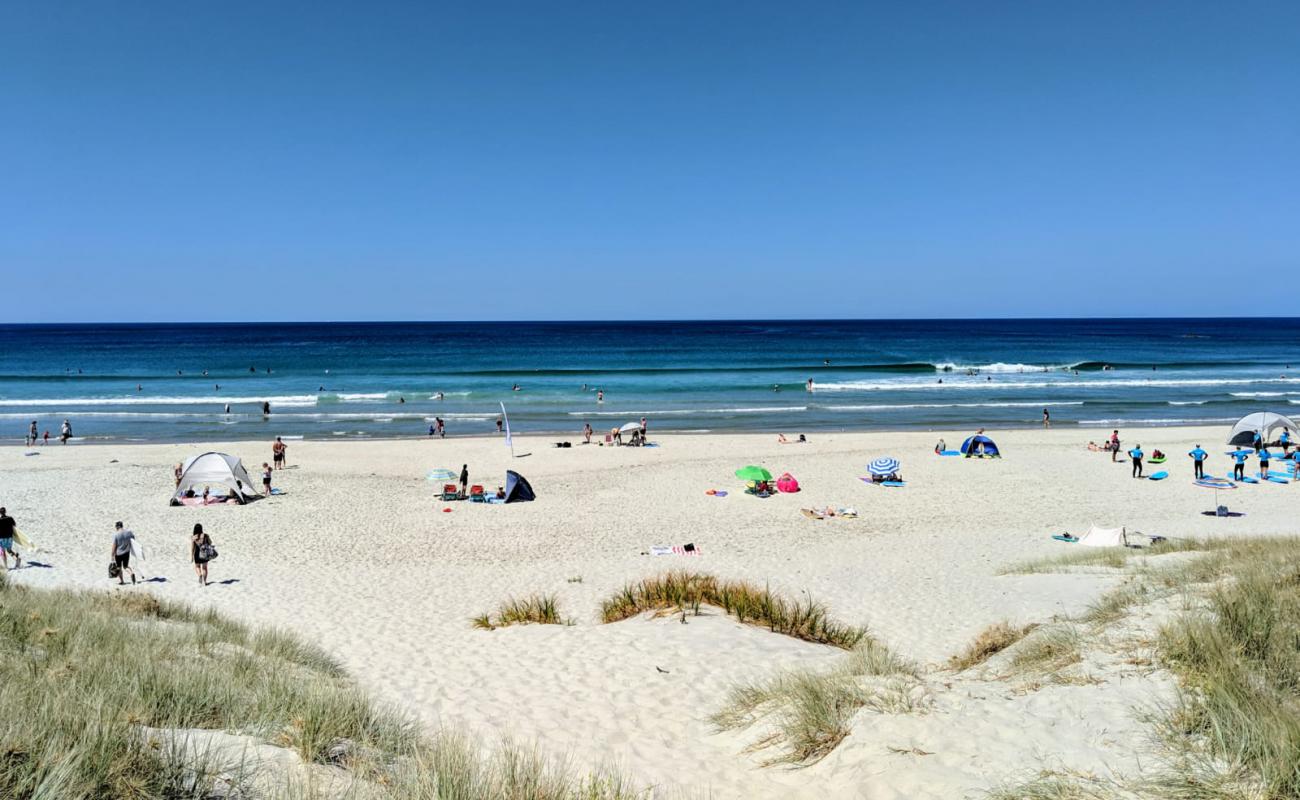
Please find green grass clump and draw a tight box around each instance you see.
[1156,538,1300,798]
[948,621,1037,671]
[0,573,644,798]
[601,570,865,648]
[1008,624,1084,674]
[710,637,924,766]
[473,594,566,630]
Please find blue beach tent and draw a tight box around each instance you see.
[504,470,536,503]
[961,434,1001,458]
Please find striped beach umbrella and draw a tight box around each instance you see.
[426,468,456,482]
[867,457,900,476]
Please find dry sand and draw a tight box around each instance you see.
[2,426,1292,797]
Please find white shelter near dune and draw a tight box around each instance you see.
[171,452,261,505]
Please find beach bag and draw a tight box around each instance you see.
[108,562,120,579]
[200,543,218,561]
[776,473,800,493]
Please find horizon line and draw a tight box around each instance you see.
[4,315,1299,327]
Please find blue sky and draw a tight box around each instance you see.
[3,2,1297,322]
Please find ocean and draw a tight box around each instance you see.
[1,319,1297,443]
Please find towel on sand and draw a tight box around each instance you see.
[649,543,701,556]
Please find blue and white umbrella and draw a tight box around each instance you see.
[426,468,457,482]
[868,457,900,476]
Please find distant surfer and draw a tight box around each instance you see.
[596,389,604,403]
[262,401,271,416]
[224,404,231,414]
[512,384,521,392]
[806,378,814,392]
[1042,408,1050,428]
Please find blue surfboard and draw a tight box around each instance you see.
[1148,471,1168,481]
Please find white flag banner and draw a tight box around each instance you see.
[500,402,512,450]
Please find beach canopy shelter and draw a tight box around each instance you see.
[1226,411,1300,446]
[171,452,260,505]
[504,470,535,503]
[619,421,642,433]
[1077,525,1129,548]
[961,435,1001,457]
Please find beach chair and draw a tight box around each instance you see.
[469,485,485,502]
[442,483,460,501]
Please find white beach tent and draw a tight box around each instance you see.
[1077,525,1129,547]
[171,452,261,505]
[1226,411,1300,447]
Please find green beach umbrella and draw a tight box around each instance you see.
[734,465,772,482]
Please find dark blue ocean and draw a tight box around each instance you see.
[2,319,1298,443]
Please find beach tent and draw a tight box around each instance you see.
[961,434,1001,457]
[503,470,535,503]
[1077,525,1129,548]
[618,421,642,433]
[1226,411,1300,446]
[171,452,260,505]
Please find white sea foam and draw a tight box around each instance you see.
[1078,418,1237,426]
[816,377,1300,392]
[822,401,1083,411]
[932,362,1076,373]
[567,406,808,417]
[0,394,319,407]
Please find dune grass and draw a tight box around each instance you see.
[1154,538,1300,799]
[947,621,1037,671]
[472,593,567,630]
[1008,624,1084,674]
[1000,537,1225,576]
[710,638,924,766]
[601,570,865,649]
[0,573,646,798]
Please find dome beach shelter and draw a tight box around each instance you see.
[171,452,261,505]
[961,434,1000,458]
[1226,411,1300,447]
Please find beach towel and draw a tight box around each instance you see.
[270,488,287,495]
[800,508,824,520]
[649,543,701,556]
[177,496,232,506]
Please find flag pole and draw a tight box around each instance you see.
[501,401,514,458]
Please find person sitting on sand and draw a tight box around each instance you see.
[201,486,211,505]
[935,438,947,454]
[495,486,506,499]
[1087,441,1100,452]
[611,427,622,444]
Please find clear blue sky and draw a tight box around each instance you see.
[3,2,1297,322]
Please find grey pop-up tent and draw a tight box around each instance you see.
[171,452,261,505]
[1226,411,1300,447]
[504,470,535,503]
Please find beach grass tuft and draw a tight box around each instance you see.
[1008,624,1084,674]
[947,621,1037,671]
[711,637,925,766]
[473,593,566,630]
[1154,537,1300,799]
[600,570,865,648]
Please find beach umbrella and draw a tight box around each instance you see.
[426,469,456,482]
[619,421,642,433]
[868,457,900,476]
[734,465,772,482]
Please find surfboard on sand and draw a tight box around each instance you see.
[1148,471,1169,481]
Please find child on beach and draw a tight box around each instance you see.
[262,463,272,495]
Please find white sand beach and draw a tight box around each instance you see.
[1,426,1293,798]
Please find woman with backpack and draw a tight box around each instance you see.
[190,523,217,586]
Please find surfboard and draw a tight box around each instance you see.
[1148,471,1169,481]
[130,538,146,561]
[1265,475,1289,484]
[12,528,32,549]
[938,450,961,456]
[1052,534,1078,543]
[881,481,906,487]
[1240,476,1259,484]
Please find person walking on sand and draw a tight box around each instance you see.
[272,437,286,469]
[1259,446,1272,479]
[28,421,37,447]
[0,508,21,570]
[1128,444,1144,478]
[60,419,72,443]
[583,422,593,443]
[191,523,214,586]
[1110,430,1121,463]
[261,463,272,495]
[1042,408,1050,428]
[42,430,49,446]
[1188,444,1207,480]
[459,464,469,498]
[436,417,445,438]
[111,521,136,585]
